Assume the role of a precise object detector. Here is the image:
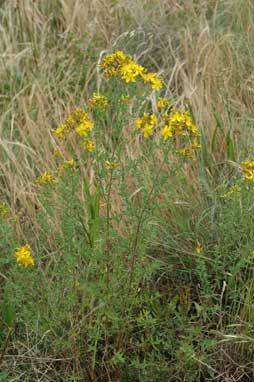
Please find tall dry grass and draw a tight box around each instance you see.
[1,0,254,213]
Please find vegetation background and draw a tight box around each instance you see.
[1,0,254,381]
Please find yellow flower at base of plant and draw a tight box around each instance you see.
[88,93,108,109]
[142,72,163,90]
[15,244,34,268]
[120,62,144,83]
[36,172,55,185]
[157,97,169,110]
[84,139,95,152]
[241,160,254,181]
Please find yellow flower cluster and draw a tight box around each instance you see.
[58,159,76,172]
[105,160,119,169]
[100,51,132,77]
[176,141,201,161]
[100,51,163,90]
[241,160,254,181]
[36,158,78,186]
[74,117,93,138]
[120,62,144,83]
[52,108,95,152]
[135,112,158,138]
[120,95,131,103]
[84,139,95,152]
[142,72,163,91]
[53,148,61,158]
[221,184,242,199]
[134,108,200,158]
[15,244,34,268]
[157,97,169,110]
[161,110,199,140]
[53,108,93,138]
[0,202,11,218]
[196,241,203,254]
[161,109,200,159]
[88,93,108,109]
[36,171,55,185]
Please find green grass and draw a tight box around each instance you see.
[2,1,254,381]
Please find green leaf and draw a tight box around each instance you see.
[211,126,218,154]
[211,110,225,154]
[1,294,14,327]
[226,131,236,161]
[0,372,9,381]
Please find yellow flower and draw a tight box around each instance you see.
[36,172,55,185]
[120,62,144,83]
[143,124,154,138]
[162,110,199,139]
[176,146,195,160]
[134,113,157,128]
[53,148,61,158]
[191,140,201,150]
[105,160,119,169]
[196,242,203,254]
[58,159,76,173]
[63,159,75,168]
[157,97,169,110]
[0,202,11,218]
[143,124,153,138]
[75,119,93,136]
[52,125,67,139]
[241,160,254,181]
[64,109,89,130]
[135,116,146,129]
[161,125,173,140]
[142,72,163,90]
[134,112,158,138]
[221,184,242,199]
[15,244,34,267]
[88,93,108,109]
[99,51,132,77]
[84,139,95,152]
[69,108,87,120]
[120,95,131,103]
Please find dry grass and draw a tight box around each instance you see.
[1,1,254,208]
